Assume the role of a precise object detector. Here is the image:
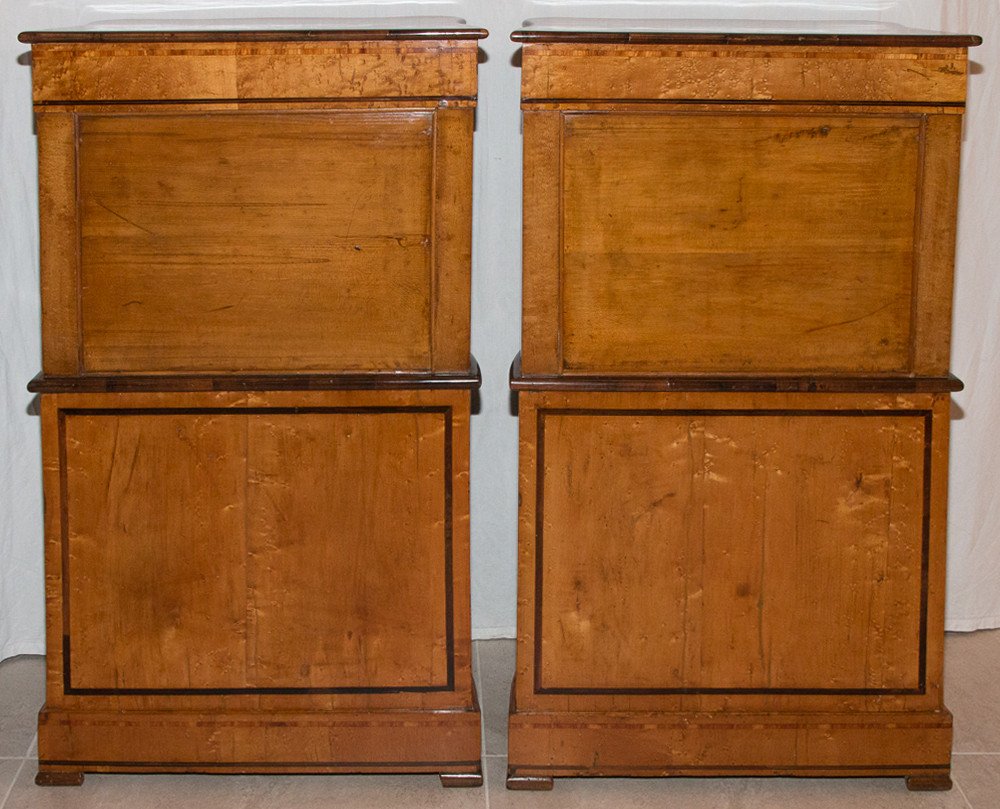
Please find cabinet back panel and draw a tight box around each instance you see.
[62,408,449,692]
[559,112,921,374]
[536,409,926,693]
[77,111,434,372]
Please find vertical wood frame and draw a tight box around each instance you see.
[911,114,963,375]
[431,107,474,371]
[520,110,562,375]
[36,111,80,376]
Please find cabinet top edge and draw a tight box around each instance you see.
[28,361,484,394]
[19,20,489,45]
[511,19,980,48]
[509,357,963,394]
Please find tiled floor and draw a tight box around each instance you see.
[1,632,998,807]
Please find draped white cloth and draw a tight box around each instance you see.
[1,0,997,660]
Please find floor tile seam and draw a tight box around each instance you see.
[0,758,27,809]
[483,746,494,809]
[21,732,37,760]
[951,771,976,809]
[475,645,488,761]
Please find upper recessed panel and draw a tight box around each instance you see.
[78,110,434,374]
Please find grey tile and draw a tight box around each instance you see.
[487,757,971,809]
[0,656,45,758]
[5,762,487,809]
[0,760,26,804]
[473,639,514,756]
[953,754,1000,809]
[945,629,1000,753]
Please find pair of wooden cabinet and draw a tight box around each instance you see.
[20,21,486,786]
[21,18,979,793]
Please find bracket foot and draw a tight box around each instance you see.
[506,774,554,791]
[440,771,483,788]
[906,774,952,791]
[35,770,84,787]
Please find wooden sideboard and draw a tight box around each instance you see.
[508,20,980,791]
[20,20,486,786]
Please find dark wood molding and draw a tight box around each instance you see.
[511,30,981,48]
[520,98,966,109]
[509,354,963,394]
[40,757,481,770]
[29,358,482,394]
[20,28,488,44]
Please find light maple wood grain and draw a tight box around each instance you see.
[28,28,481,783]
[509,389,952,777]
[32,39,479,375]
[517,43,971,378]
[520,111,563,376]
[29,40,481,103]
[911,114,964,375]
[520,43,970,104]
[245,410,448,688]
[537,410,925,693]
[35,112,80,376]
[507,708,952,780]
[39,387,477,768]
[63,408,449,691]
[66,411,250,690]
[558,111,922,374]
[76,110,434,373]
[510,30,971,789]
[37,707,482,776]
[431,108,474,371]
[38,104,477,374]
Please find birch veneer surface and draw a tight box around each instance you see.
[508,19,979,792]
[22,21,486,785]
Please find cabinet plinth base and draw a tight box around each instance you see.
[507,708,952,781]
[38,706,481,777]
[35,770,84,787]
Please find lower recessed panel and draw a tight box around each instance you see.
[61,406,450,693]
[536,408,928,695]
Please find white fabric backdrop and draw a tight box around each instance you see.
[1,0,997,660]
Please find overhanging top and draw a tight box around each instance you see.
[20,17,488,44]
[512,18,981,47]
